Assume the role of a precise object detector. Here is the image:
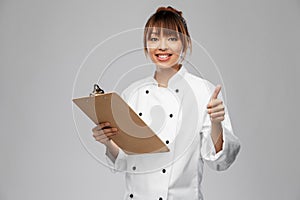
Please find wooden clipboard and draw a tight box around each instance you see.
[72,92,169,155]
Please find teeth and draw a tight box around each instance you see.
[158,54,169,58]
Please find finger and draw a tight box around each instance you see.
[210,85,222,100]
[102,128,118,134]
[95,135,107,141]
[92,122,111,132]
[207,99,223,108]
[95,135,115,143]
[95,132,117,141]
[96,137,110,144]
[93,128,118,138]
[210,116,225,122]
[209,110,225,118]
[207,104,224,114]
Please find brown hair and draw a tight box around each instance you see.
[143,6,192,62]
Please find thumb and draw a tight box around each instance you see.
[210,84,222,100]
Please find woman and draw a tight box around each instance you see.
[92,6,241,200]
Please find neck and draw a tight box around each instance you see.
[154,64,182,87]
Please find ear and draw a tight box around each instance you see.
[179,48,185,62]
[144,47,149,58]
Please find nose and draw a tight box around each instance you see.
[158,38,168,50]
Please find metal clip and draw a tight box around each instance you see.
[90,84,105,96]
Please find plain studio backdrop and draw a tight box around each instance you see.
[0,0,299,199]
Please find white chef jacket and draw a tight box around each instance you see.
[105,64,241,200]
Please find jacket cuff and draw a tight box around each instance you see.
[201,120,241,171]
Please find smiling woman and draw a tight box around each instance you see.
[146,27,183,69]
[92,5,241,200]
[143,6,192,65]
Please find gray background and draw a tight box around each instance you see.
[0,0,299,199]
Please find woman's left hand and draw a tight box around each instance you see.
[206,85,225,123]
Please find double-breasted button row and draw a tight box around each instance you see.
[142,88,177,126]
[139,112,173,118]
[137,88,175,200]
[129,193,164,199]
[141,89,175,146]
[145,88,179,94]
[132,167,167,173]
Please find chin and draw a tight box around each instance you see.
[154,61,172,67]
[151,58,180,68]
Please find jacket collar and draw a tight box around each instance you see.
[148,64,187,89]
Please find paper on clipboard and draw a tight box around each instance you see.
[72,92,169,155]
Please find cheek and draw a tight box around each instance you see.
[169,43,183,54]
[147,50,156,61]
[146,42,158,51]
[147,49,156,57]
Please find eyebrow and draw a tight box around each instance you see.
[149,31,179,38]
[150,32,159,35]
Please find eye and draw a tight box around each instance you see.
[149,37,158,42]
[169,37,178,41]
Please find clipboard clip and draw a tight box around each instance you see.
[90,84,105,96]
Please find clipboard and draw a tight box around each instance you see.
[72,85,169,155]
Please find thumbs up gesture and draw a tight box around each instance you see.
[207,85,225,124]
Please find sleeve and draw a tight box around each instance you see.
[200,89,241,171]
[104,89,129,173]
[105,146,128,173]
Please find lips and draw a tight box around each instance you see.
[155,53,172,61]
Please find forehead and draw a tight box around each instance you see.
[148,27,179,36]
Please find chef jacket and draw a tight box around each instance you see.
[105,64,241,200]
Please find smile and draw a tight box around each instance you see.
[155,54,172,61]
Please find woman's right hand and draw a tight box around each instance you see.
[92,122,118,146]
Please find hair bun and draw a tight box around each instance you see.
[156,6,183,17]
